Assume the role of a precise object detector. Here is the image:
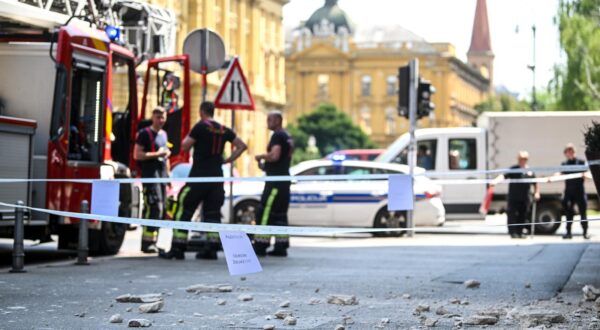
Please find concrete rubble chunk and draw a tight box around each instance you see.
[595,297,600,312]
[216,299,226,306]
[334,325,345,330]
[402,294,411,299]
[274,310,293,319]
[464,280,480,289]
[283,316,297,326]
[185,284,233,293]
[109,314,123,323]
[525,282,532,289]
[138,300,163,314]
[327,294,359,306]
[463,315,498,325]
[478,308,506,318]
[238,294,253,302]
[308,298,320,305]
[279,301,290,308]
[415,304,431,313]
[583,285,600,301]
[435,306,449,315]
[423,318,438,327]
[128,319,152,328]
[116,294,163,303]
[450,298,461,305]
[263,325,275,330]
[508,308,566,326]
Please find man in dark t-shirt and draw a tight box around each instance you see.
[560,143,589,239]
[253,111,294,257]
[134,107,170,253]
[159,102,247,260]
[492,151,540,238]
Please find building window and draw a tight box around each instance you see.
[385,107,396,136]
[386,75,397,96]
[360,106,371,134]
[361,75,371,96]
[317,74,329,100]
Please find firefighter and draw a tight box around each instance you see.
[159,101,247,260]
[560,143,590,239]
[253,111,294,257]
[134,106,170,253]
[161,72,180,114]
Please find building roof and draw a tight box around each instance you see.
[305,0,354,34]
[468,0,492,54]
[353,25,425,44]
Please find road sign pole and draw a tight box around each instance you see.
[229,110,235,224]
[406,58,418,238]
[201,29,208,102]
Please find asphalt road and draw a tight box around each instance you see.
[0,216,599,329]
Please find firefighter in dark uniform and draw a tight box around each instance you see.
[134,107,170,253]
[159,101,247,260]
[560,143,590,239]
[492,151,540,238]
[253,111,294,257]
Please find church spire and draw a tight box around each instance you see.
[467,0,494,92]
[468,0,492,54]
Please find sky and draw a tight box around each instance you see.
[282,0,563,99]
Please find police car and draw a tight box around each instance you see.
[225,159,445,236]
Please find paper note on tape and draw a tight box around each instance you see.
[387,175,414,211]
[91,180,120,217]
[219,231,263,276]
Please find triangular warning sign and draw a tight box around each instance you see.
[214,57,255,111]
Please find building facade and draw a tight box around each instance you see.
[285,0,492,147]
[148,0,288,176]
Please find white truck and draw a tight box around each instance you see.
[376,111,600,234]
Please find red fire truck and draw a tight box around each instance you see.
[0,0,191,254]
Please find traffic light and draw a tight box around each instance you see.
[398,66,410,118]
[417,79,436,119]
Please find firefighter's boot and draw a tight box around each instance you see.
[158,243,185,260]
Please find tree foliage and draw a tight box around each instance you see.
[287,103,376,159]
[555,0,600,110]
[475,94,531,112]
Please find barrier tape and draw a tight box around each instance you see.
[0,167,589,185]
[0,201,597,236]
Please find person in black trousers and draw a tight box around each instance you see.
[253,111,294,257]
[559,143,590,239]
[134,107,170,253]
[159,101,247,260]
[492,151,540,238]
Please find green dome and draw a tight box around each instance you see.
[305,0,354,34]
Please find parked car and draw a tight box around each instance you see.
[325,149,385,161]
[168,160,444,237]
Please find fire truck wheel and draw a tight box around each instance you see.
[90,222,127,255]
[57,227,78,250]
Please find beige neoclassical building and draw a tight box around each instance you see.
[285,0,494,147]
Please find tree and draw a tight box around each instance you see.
[475,94,531,112]
[287,103,376,158]
[555,0,600,110]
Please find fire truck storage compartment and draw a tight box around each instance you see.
[0,42,55,221]
[0,117,35,224]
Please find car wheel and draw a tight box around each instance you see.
[533,201,561,235]
[233,200,260,225]
[373,207,407,237]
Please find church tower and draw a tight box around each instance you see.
[467,0,494,93]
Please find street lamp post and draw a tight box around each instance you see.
[527,24,537,111]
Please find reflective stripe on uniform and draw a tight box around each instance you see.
[261,188,279,226]
[175,186,191,221]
